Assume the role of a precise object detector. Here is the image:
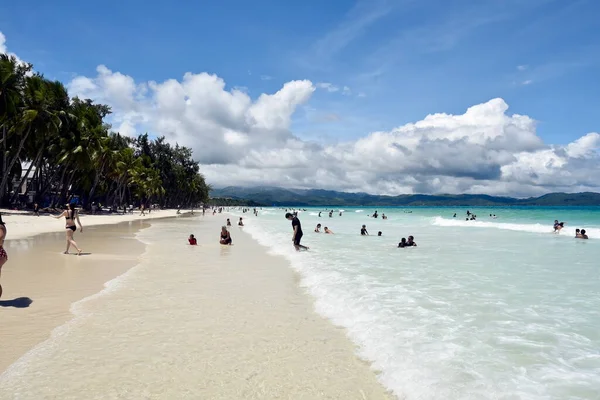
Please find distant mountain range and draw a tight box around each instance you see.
[209,186,600,207]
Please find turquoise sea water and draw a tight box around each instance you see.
[239,206,600,399]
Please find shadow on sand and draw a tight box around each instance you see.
[0,297,33,308]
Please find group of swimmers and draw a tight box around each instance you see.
[283,211,415,251]
[553,220,589,239]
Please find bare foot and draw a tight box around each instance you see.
[77,249,82,256]
[63,251,69,254]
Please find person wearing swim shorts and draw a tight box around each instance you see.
[53,203,83,255]
[0,213,7,298]
[286,213,308,251]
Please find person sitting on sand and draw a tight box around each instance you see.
[53,204,83,255]
[220,226,232,245]
[398,238,407,248]
[226,218,232,227]
[578,229,589,239]
[361,225,369,236]
[324,227,334,234]
[553,220,565,233]
[188,234,197,245]
[0,213,7,298]
[406,235,417,247]
[315,223,321,233]
[238,217,244,226]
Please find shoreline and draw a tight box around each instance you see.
[0,213,393,399]
[0,220,150,373]
[0,208,191,240]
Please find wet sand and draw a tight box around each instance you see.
[0,221,147,372]
[0,215,392,399]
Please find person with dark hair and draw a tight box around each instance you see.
[226,218,232,227]
[361,225,369,236]
[324,227,334,234]
[315,223,322,233]
[238,217,244,227]
[220,226,232,245]
[0,213,7,298]
[406,235,417,247]
[398,238,407,248]
[34,203,40,217]
[553,220,565,233]
[378,231,382,236]
[53,203,83,255]
[285,213,308,251]
[579,229,589,239]
[188,234,197,245]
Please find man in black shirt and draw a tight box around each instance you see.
[285,213,309,251]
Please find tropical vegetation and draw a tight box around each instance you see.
[0,54,209,209]
[210,186,600,207]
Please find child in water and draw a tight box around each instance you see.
[188,234,197,245]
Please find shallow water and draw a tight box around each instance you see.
[239,206,600,399]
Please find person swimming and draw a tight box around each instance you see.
[361,225,369,235]
[188,234,197,245]
[553,220,565,233]
[315,223,322,233]
[226,218,232,226]
[398,238,407,248]
[578,229,589,239]
[220,226,232,245]
[406,235,417,246]
[382,213,387,220]
[238,217,244,226]
[324,227,334,234]
[377,231,382,236]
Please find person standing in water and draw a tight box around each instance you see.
[361,225,369,235]
[286,213,308,251]
[53,204,83,255]
[0,213,7,298]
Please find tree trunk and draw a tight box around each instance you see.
[49,165,69,207]
[0,126,32,206]
[87,160,106,208]
[39,163,63,203]
[10,147,43,204]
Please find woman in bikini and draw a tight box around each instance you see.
[54,203,83,255]
[220,226,232,245]
[0,213,7,298]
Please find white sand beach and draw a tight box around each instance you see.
[0,212,392,399]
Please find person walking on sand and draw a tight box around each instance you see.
[34,202,40,217]
[53,203,83,255]
[140,204,146,216]
[286,213,309,251]
[0,213,8,298]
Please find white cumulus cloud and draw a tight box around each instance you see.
[63,66,600,197]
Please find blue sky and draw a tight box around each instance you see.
[2,0,598,144]
[1,0,600,195]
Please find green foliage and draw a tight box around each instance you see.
[210,187,600,207]
[0,53,209,208]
